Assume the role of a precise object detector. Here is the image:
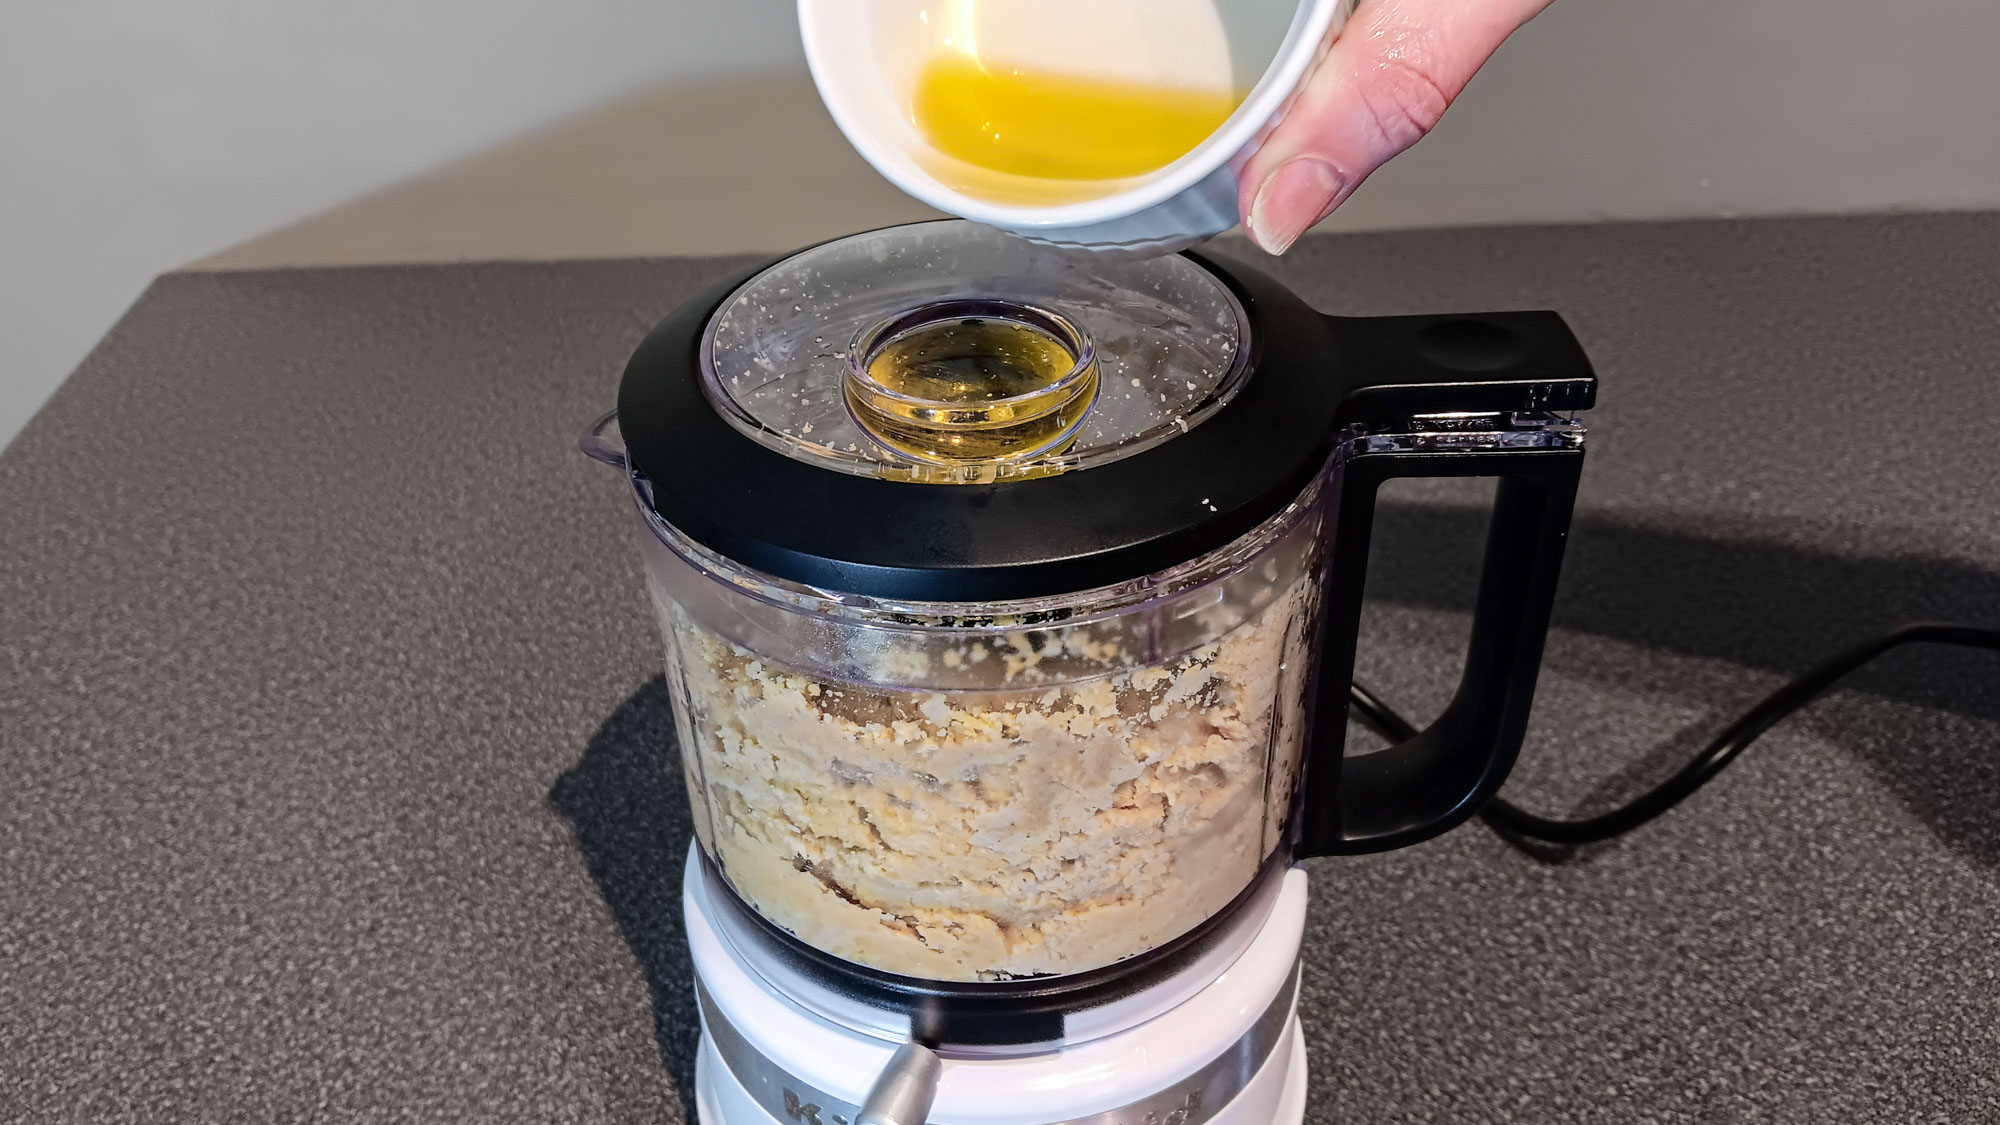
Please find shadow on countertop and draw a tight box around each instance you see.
[547,507,2000,1104]
[548,678,701,1119]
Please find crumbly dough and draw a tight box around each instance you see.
[659,579,1312,981]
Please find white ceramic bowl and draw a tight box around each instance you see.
[799,0,1353,257]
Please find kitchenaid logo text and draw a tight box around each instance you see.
[1133,1089,1203,1125]
[781,1088,837,1125]
[777,1085,1204,1125]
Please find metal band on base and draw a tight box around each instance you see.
[696,962,1299,1125]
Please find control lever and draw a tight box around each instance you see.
[856,1042,942,1125]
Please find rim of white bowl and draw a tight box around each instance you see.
[798,0,1342,231]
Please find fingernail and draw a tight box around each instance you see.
[1247,157,1346,255]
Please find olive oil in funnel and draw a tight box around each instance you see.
[851,315,1098,465]
[912,55,1240,191]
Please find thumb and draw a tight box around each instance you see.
[1239,0,1553,254]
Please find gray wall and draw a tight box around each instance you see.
[1328,0,2000,232]
[0,0,799,453]
[4,0,1998,452]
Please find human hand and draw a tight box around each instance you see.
[1238,0,1554,254]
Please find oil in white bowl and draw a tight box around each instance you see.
[912,54,1241,187]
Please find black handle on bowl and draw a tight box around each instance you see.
[1296,311,1591,857]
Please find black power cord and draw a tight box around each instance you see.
[1347,621,2000,847]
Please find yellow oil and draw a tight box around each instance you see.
[851,316,1096,465]
[911,55,1240,201]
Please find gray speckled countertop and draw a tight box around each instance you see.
[4,214,1998,1123]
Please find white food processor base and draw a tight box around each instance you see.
[683,847,1312,1125]
[694,1016,1309,1125]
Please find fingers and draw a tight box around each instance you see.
[1239,0,1554,253]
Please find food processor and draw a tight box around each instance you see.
[581,220,1595,1125]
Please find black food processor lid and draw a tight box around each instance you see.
[702,220,1253,483]
[616,220,1592,601]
